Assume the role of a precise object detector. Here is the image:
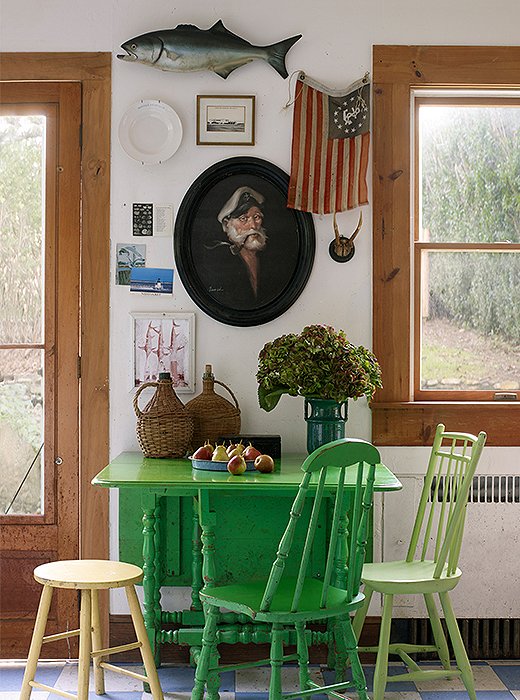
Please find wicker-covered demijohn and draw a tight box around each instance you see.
[133,372,193,458]
[185,364,241,450]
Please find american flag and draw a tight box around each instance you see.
[287,74,370,214]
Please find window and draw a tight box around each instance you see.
[371,46,520,446]
[415,97,520,399]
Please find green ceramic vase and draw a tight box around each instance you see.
[304,398,348,453]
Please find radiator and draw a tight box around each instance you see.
[403,617,520,659]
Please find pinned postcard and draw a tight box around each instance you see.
[130,267,174,294]
[116,243,146,285]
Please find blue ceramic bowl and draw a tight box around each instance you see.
[190,457,256,472]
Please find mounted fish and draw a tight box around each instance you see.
[117,20,302,79]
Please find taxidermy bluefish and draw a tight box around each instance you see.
[117,20,302,79]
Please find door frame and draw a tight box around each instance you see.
[0,52,111,624]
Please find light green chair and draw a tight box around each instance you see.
[353,424,487,700]
[191,438,381,700]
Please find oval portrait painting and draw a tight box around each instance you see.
[174,157,315,326]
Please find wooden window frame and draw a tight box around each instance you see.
[371,45,520,446]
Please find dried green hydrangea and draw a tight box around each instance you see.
[257,324,382,411]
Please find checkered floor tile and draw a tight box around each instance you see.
[1,659,519,698]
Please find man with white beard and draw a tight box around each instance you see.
[199,183,297,313]
[216,186,268,300]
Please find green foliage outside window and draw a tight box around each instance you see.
[421,107,520,342]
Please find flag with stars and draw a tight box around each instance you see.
[287,73,370,214]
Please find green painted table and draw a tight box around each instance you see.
[92,452,401,664]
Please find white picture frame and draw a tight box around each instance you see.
[197,95,255,146]
[131,312,195,392]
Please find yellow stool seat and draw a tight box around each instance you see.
[20,559,163,700]
[34,559,143,589]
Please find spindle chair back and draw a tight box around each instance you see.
[191,437,382,700]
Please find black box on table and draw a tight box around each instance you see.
[217,434,281,458]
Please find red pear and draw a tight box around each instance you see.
[243,443,261,461]
[192,444,212,460]
[227,454,247,475]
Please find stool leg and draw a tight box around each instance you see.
[91,588,105,695]
[125,585,164,700]
[78,589,92,700]
[20,584,54,700]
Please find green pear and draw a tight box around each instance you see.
[212,444,229,461]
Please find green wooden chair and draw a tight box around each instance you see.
[353,424,487,700]
[191,438,381,700]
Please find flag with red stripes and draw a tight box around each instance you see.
[287,74,370,214]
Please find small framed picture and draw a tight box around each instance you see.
[197,95,255,146]
[131,312,195,391]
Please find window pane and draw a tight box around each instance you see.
[0,115,45,343]
[420,251,520,391]
[0,349,44,515]
[419,104,520,244]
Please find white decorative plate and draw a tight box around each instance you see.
[118,99,183,164]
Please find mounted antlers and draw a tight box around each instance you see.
[329,211,363,262]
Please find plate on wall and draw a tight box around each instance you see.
[118,99,183,164]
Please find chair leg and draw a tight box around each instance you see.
[91,588,105,695]
[295,621,311,691]
[342,617,368,700]
[269,623,285,700]
[332,616,348,682]
[424,592,450,670]
[372,593,393,700]
[206,642,222,700]
[352,584,374,641]
[78,589,92,700]
[191,604,219,700]
[20,584,54,700]
[439,591,476,700]
[125,585,164,700]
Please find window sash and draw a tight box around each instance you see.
[412,96,520,401]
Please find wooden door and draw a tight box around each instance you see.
[0,82,81,656]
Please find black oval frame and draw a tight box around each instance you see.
[174,156,315,327]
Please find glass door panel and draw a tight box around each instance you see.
[0,349,44,515]
[0,113,47,516]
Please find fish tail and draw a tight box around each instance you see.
[264,34,302,79]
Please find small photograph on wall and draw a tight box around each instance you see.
[130,267,174,294]
[116,243,146,285]
[197,95,255,145]
[132,312,195,391]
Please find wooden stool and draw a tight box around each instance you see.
[20,559,163,700]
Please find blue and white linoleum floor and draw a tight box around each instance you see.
[1,659,520,699]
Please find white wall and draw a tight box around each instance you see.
[2,0,519,616]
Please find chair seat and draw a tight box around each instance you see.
[33,559,143,589]
[361,559,461,594]
[200,576,365,623]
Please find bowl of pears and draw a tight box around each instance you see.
[190,441,274,475]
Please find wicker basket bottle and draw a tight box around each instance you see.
[133,372,193,458]
[185,364,241,450]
